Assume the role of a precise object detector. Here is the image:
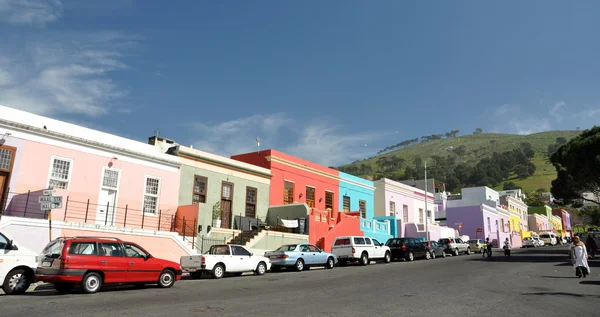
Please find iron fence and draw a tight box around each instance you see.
[1,190,175,231]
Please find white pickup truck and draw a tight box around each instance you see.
[331,236,391,266]
[180,244,271,279]
[1,230,38,295]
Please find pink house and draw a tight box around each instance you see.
[528,213,550,233]
[0,105,181,231]
[374,178,456,241]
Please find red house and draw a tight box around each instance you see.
[231,149,363,251]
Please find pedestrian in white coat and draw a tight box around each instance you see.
[571,236,590,278]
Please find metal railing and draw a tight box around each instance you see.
[1,190,175,231]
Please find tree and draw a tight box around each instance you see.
[550,126,600,206]
[520,142,535,159]
[578,207,600,226]
[503,182,521,190]
[453,145,467,157]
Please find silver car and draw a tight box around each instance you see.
[427,240,447,258]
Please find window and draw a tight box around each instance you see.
[389,201,396,216]
[334,238,350,246]
[325,191,334,210]
[487,217,491,232]
[343,196,350,211]
[372,239,381,246]
[283,181,294,204]
[0,147,14,171]
[48,157,73,189]
[99,242,124,257]
[143,176,160,214]
[419,208,424,223]
[364,237,371,244]
[222,182,232,199]
[359,200,366,218]
[353,237,365,244]
[501,219,505,232]
[495,220,499,231]
[427,210,432,222]
[232,245,251,256]
[306,186,315,208]
[307,245,319,252]
[0,233,9,249]
[245,187,257,218]
[403,205,409,222]
[124,243,147,258]
[69,242,97,255]
[300,245,311,252]
[192,176,207,204]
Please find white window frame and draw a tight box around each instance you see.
[46,156,74,191]
[141,175,161,216]
[97,167,122,222]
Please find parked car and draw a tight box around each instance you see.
[438,237,471,256]
[0,231,38,295]
[181,244,270,279]
[426,240,447,258]
[522,237,539,248]
[467,239,485,253]
[539,233,557,246]
[36,236,182,294]
[386,237,430,261]
[533,237,545,247]
[331,236,391,266]
[264,244,336,271]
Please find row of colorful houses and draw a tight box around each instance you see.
[0,105,573,253]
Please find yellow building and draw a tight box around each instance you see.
[501,194,531,239]
[552,215,564,237]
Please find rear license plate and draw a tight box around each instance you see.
[42,261,52,267]
[269,256,277,259]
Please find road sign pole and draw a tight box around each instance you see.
[48,209,52,242]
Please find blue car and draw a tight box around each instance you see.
[264,244,337,272]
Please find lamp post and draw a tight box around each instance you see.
[424,160,429,241]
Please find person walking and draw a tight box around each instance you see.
[571,236,590,278]
[503,238,511,256]
[585,235,598,259]
[482,237,492,258]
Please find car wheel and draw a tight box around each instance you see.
[81,272,103,294]
[158,269,176,288]
[384,251,391,264]
[441,251,446,258]
[212,264,225,279]
[360,252,369,266]
[2,268,31,295]
[54,282,75,293]
[431,251,436,259]
[453,248,459,256]
[466,247,471,255]
[425,251,431,260]
[295,259,305,271]
[326,257,335,269]
[406,251,414,262]
[255,262,267,275]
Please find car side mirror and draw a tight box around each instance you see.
[7,240,17,250]
[145,254,152,260]
[250,252,254,256]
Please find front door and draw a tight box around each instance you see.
[0,171,8,211]
[220,182,233,229]
[96,188,117,225]
[123,243,162,282]
[97,242,128,283]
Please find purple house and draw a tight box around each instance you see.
[446,204,511,247]
[552,208,572,236]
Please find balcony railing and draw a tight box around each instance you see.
[360,218,390,235]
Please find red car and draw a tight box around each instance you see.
[35,236,182,294]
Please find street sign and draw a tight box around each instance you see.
[40,202,62,211]
[39,196,62,203]
[42,189,56,196]
[477,228,483,233]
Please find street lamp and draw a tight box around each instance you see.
[424,160,429,241]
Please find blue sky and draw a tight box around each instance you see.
[1,1,599,166]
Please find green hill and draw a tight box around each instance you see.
[338,130,581,194]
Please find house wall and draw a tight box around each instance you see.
[528,214,550,232]
[247,231,309,254]
[529,206,553,230]
[339,172,375,216]
[553,209,572,232]
[309,210,362,252]
[446,205,485,241]
[4,137,179,231]
[177,158,270,233]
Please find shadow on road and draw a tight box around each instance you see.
[579,281,600,286]
[521,292,600,298]
[540,275,579,279]
[14,284,162,297]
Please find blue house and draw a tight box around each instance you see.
[339,172,394,243]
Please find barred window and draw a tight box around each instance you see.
[389,201,395,216]
[102,169,119,189]
[143,177,160,214]
[0,148,13,170]
[305,186,315,208]
[192,176,207,204]
[343,196,350,211]
[48,157,73,189]
[283,182,294,204]
[245,187,257,218]
[403,205,409,222]
[359,200,366,219]
[325,192,334,210]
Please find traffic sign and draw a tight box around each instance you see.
[477,228,483,233]
[39,196,62,203]
[42,189,56,196]
[40,202,62,211]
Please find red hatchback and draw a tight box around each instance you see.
[35,236,182,294]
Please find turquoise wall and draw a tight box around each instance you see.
[338,171,375,218]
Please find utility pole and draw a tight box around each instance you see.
[424,160,429,241]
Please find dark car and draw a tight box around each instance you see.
[385,237,431,261]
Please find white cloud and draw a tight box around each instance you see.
[188,114,384,167]
[0,32,134,116]
[0,0,63,25]
[549,101,566,123]
[493,101,571,135]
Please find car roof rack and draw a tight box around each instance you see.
[56,236,122,241]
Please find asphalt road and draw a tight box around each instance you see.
[1,246,599,317]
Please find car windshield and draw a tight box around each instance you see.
[42,239,64,256]
[276,245,297,251]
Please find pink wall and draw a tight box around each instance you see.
[383,188,434,237]
[6,139,179,231]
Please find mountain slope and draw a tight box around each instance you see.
[338,130,581,194]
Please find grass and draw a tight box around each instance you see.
[340,130,581,193]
